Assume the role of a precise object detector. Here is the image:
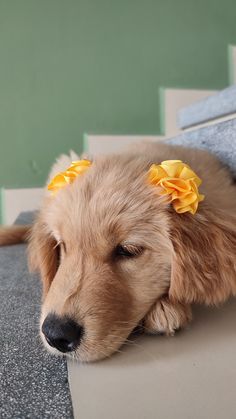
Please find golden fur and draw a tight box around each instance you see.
[0,225,30,245]
[1,142,236,361]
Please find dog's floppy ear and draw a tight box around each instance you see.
[168,207,236,305]
[28,217,58,298]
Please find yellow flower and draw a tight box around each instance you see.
[148,160,204,214]
[48,159,92,193]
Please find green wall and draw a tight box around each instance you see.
[1,0,236,188]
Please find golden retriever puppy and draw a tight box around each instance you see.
[1,142,236,362]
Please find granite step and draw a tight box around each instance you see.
[178,85,236,129]
[168,117,236,177]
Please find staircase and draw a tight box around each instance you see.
[1,46,236,224]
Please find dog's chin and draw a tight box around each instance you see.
[40,329,126,363]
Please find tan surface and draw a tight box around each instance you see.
[68,300,236,419]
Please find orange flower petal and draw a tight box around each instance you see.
[148,160,204,215]
[48,159,92,194]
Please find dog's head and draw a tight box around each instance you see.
[29,153,236,361]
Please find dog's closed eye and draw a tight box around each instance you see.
[114,244,144,259]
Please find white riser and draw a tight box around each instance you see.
[163,88,217,136]
[3,188,44,225]
[84,135,165,156]
[230,45,236,84]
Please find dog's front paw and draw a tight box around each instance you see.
[143,297,192,336]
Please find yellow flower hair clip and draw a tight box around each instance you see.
[148,160,204,215]
[48,159,92,194]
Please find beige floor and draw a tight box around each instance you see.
[69,299,236,419]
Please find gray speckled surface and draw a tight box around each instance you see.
[168,117,236,177]
[178,85,236,128]
[0,213,73,419]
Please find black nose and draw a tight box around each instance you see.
[42,314,84,353]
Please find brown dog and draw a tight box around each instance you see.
[1,142,236,362]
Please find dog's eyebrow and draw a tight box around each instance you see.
[119,230,150,245]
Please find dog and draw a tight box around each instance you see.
[1,142,236,362]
